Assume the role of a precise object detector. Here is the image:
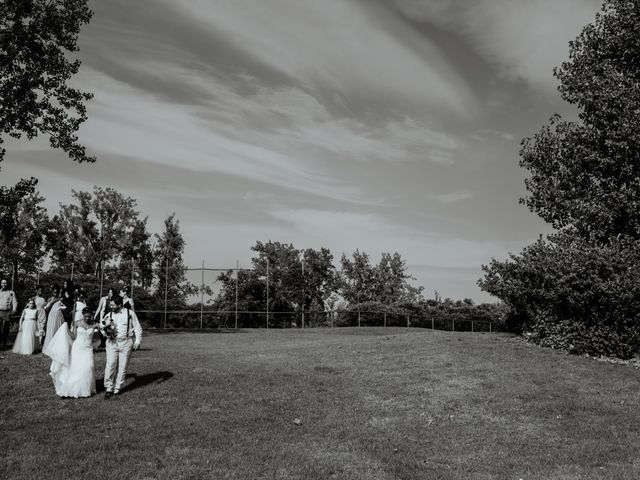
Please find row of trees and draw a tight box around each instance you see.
[2,187,503,329]
[0,186,192,304]
[214,241,426,323]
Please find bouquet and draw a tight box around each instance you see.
[101,318,117,340]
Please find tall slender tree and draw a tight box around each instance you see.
[154,213,194,304]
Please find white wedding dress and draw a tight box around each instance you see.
[12,308,39,355]
[44,324,96,398]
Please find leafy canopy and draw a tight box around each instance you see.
[0,0,94,162]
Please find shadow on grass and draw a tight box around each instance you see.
[95,371,173,394]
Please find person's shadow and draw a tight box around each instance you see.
[95,371,173,393]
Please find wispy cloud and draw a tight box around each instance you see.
[3,0,581,301]
[388,0,601,91]
[434,190,473,204]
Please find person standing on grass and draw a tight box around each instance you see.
[42,298,66,352]
[119,285,134,310]
[46,306,97,398]
[101,295,142,399]
[60,279,75,328]
[94,287,114,349]
[0,278,18,348]
[34,285,47,340]
[44,284,60,314]
[12,298,39,355]
[94,287,114,321]
[41,284,61,344]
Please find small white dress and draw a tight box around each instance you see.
[45,324,96,398]
[12,308,39,355]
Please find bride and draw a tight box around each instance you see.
[43,306,96,398]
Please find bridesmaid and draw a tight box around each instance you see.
[42,298,66,352]
[60,279,76,328]
[12,298,39,355]
[34,285,47,340]
[41,284,60,347]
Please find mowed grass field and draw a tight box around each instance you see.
[2,328,640,480]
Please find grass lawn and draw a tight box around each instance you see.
[1,327,640,480]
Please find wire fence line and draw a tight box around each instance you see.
[136,309,501,333]
[9,260,502,334]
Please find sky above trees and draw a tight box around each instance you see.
[2,0,602,301]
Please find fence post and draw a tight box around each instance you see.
[301,258,305,329]
[266,258,269,329]
[452,319,455,332]
[358,310,361,328]
[163,255,168,329]
[471,320,474,333]
[489,322,492,333]
[235,260,238,329]
[406,314,409,329]
[431,317,434,330]
[384,312,387,328]
[200,260,204,329]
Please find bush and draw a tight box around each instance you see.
[480,233,640,359]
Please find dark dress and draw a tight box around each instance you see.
[61,291,75,328]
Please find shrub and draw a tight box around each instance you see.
[480,233,640,359]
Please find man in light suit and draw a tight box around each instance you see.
[101,295,142,399]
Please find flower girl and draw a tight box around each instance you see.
[12,298,39,355]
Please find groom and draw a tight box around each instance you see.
[101,295,142,399]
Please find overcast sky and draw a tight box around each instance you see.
[3,0,602,301]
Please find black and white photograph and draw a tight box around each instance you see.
[1,0,640,478]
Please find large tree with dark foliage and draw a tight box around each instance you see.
[480,1,640,358]
[0,0,94,261]
[0,0,94,163]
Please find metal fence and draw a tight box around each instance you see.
[135,309,501,333]
[7,261,502,334]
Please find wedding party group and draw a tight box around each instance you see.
[2,279,142,400]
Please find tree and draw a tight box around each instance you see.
[0,190,49,286]
[214,269,267,327]
[154,213,194,304]
[520,1,640,241]
[250,241,304,322]
[213,241,339,326]
[339,250,376,304]
[119,217,154,288]
[51,187,140,277]
[340,250,422,305]
[375,252,424,303]
[480,1,640,358]
[0,0,94,163]
[0,177,37,252]
[300,247,338,311]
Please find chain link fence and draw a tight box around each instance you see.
[4,263,503,334]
